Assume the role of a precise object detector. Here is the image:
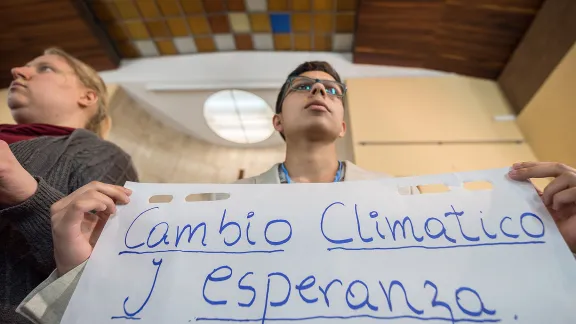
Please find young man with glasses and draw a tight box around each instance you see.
[236,61,419,187]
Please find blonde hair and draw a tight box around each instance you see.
[43,47,111,138]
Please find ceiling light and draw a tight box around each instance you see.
[204,90,275,144]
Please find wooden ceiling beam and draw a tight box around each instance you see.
[0,0,119,88]
[353,0,544,79]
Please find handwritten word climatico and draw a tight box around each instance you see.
[321,203,545,251]
[112,202,546,321]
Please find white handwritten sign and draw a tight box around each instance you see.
[61,168,576,324]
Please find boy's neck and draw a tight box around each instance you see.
[283,141,340,183]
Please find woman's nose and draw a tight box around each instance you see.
[11,66,31,80]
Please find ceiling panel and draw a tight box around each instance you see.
[0,0,546,87]
[353,0,545,79]
[87,0,358,58]
[0,0,119,88]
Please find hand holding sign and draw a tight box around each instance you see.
[51,181,132,275]
[509,162,576,252]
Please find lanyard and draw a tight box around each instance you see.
[280,161,343,184]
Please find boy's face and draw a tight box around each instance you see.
[274,71,346,142]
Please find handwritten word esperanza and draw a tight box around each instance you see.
[112,202,545,322]
[121,203,545,255]
[118,257,501,323]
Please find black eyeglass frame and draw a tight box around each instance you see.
[285,76,348,98]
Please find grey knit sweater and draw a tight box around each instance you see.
[0,129,138,324]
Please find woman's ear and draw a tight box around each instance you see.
[78,90,98,109]
[273,114,284,133]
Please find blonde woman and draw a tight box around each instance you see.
[0,48,138,323]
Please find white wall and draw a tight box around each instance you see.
[107,88,286,183]
[99,52,448,149]
[121,83,284,148]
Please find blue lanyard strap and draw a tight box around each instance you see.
[281,161,343,184]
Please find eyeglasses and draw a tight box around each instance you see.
[286,76,347,98]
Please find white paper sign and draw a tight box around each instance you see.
[61,168,576,324]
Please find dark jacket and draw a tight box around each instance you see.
[0,129,138,323]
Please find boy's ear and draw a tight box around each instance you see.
[338,121,347,138]
[273,114,284,133]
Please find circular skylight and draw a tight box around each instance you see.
[203,90,275,144]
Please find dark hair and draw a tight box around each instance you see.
[274,61,342,114]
